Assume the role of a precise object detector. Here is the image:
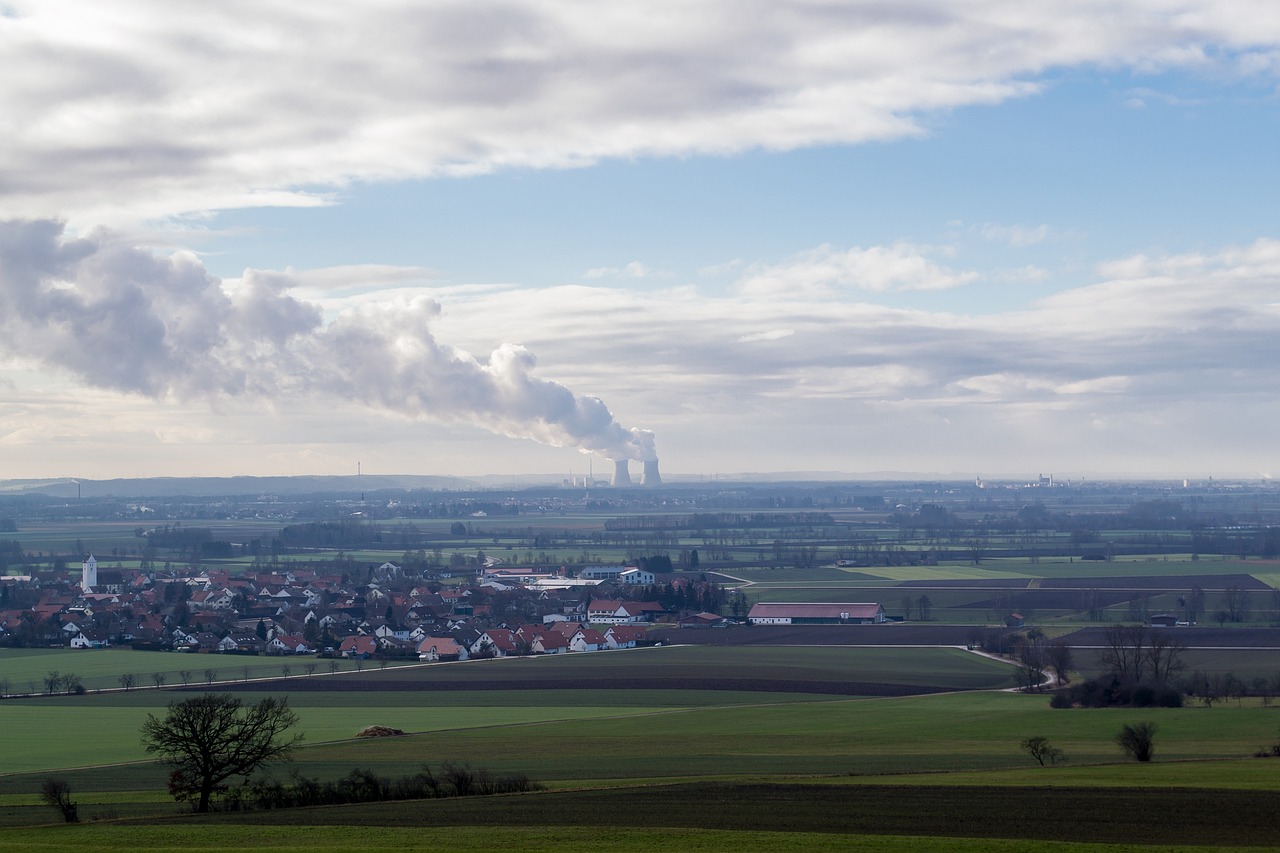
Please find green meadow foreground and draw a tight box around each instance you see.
[3,645,1280,849]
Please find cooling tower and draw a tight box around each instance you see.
[641,459,661,486]
[611,459,632,486]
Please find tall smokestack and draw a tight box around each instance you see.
[641,459,661,486]
[611,459,632,486]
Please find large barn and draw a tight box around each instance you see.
[747,602,885,625]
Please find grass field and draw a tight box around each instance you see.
[0,648,411,695]
[4,646,1280,847]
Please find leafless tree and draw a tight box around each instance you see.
[1046,640,1073,685]
[43,671,63,694]
[39,778,77,822]
[1223,587,1251,623]
[178,669,191,686]
[1020,736,1067,766]
[203,668,217,685]
[304,663,317,676]
[1100,625,1147,682]
[1145,631,1187,686]
[152,672,167,689]
[141,694,302,813]
[118,673,137,691]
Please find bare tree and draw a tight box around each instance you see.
[178,669,191,686]
[915,595,932,622]
[1020,736,1067,766]
[1223,587,1251,623]
[304,663,317,676]
[1145,631,1187,686]
[61,673,82,694]
[141,693,302,813]
[203,668,217,685]
[151,672,167,689]
[1116,721,1157,762]
[0,675,10,697]
[1100,625,1147,682]
[327,660,339,675]
[118,673,136,691]
[43,671,63,694]
[39,778,78,823]
[1046,640,1073,685]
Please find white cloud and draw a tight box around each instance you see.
[735,243,979,296]
[978,222,1052,246]
[4,1,1280,226]
[737,328,795,343]
[583,261,653,279]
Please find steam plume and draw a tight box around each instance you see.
[0,219,657,462]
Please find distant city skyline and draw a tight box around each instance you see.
[1,2,1278,480]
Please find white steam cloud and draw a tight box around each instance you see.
[0,219,657,463]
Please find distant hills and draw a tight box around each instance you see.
[0,474,483,499]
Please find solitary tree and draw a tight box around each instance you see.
[1020,735,1067,766]
[1116,721,1157,762]
[140,693,302,812]
[39,778,77,823]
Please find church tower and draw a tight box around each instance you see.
[81,555,97,593]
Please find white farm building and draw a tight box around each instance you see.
[747,602,885,625]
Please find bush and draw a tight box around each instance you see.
[1116,721,1158,762]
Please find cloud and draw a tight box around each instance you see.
[2,221,1278,477]
[735,243,979,296]
[4,1,1280,225]
[0,219,656,462]
[583,261,653,279]
[978,222,1052,246]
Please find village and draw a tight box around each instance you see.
[0,554,741,664]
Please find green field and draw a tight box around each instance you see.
[0,648,412,695]
[3,643,1280,848]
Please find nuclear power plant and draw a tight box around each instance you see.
[609,458,661,486]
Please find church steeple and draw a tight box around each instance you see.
[81,554,97,593]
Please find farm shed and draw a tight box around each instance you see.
[748,603,885,625]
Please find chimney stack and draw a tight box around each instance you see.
[611,459,632,486]
[641,459,661,486]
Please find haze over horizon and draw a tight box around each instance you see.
[2,2,1278,481]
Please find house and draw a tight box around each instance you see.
[619,568,656,585]
[417,636,468,662]
[70,628,111,649]
[338,635,378,658]
[531,633,570,655]
[586,600,660,624]
[604,625,647,649]
[570,628,607,652]
[217,634,263,654]
[747,602,886,625]
[267,634,315,655]
[472,628,519,657]
[679,611,730,628]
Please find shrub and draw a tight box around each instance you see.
[1116,721,1157,762]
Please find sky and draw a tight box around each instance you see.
[1,1,1279,482]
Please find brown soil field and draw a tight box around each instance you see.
[222,674,953,697]
[646,624,997,646]
[1058,625,1280,648]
